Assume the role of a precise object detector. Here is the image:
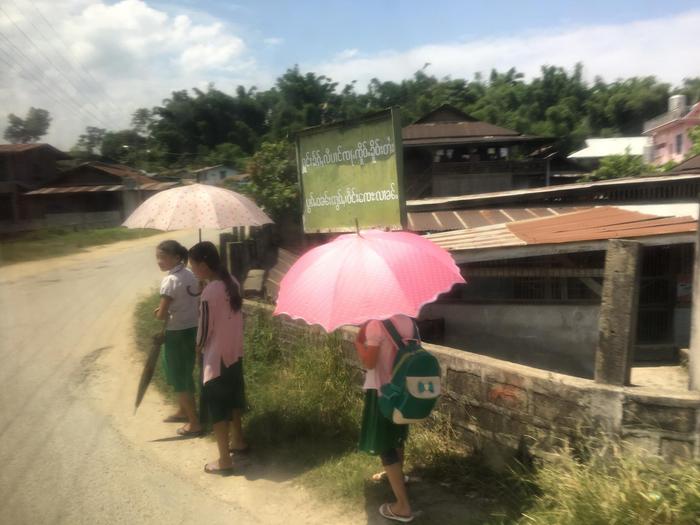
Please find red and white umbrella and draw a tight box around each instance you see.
[123,183,272,231]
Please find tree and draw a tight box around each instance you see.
[3,107,51,143]
[582,149,653,182]
[73,126,106,155]
[200,143,246,171]
[245,140,298,222]
[101,130,146,163]
[687,126,700,159]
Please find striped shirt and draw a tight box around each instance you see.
[197,278,243,384]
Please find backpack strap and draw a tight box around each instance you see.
[382,319,408,350]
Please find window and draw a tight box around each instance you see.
[676,134,683,154]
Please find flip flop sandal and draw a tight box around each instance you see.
[176,426,203,437]
[229,446,251,456]
[204,462,235,477]
[163,415,188,423]
[379,503,414,523]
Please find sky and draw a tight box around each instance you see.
[1,0,699,149]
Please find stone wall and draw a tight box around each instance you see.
[244,301,700,463]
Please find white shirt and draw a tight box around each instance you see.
[363,314,418,392]
[159,264,200,330]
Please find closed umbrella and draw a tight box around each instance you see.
[274,229,465,332]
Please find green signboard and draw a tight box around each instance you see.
[296,108,405,233]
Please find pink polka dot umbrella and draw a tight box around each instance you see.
[122,183,273,231]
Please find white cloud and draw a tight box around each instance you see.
[263,37,283,46]
[0,0,267,149]
[309,10,700,89]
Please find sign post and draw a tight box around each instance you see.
[296,108,405,233]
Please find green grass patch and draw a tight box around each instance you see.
[0,226,160,266]
[519,439,700,525]
[133,296,700,524]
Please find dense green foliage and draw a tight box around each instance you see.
[68,65,700,173]
[3,107,51,144]
[582,150,655,182]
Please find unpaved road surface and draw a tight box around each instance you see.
[0,233,362,525]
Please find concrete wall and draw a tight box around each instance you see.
[674,307,691,348]
[421,303,600,378]
[246,301,700,464]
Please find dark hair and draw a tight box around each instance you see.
[157,240,189,265]
[188,241,242,312]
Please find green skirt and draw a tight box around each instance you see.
[162,327,197,393]
[359,389,408,455]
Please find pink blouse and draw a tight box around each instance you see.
[197,279,244,384]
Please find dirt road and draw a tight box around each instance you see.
[0,233,362,525]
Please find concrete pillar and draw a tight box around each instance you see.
[688,210,700,390]
[595,239,642,386]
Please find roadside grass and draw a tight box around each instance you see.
[133,295,700,524]
[0,226,160,266]
[519,439,700,525]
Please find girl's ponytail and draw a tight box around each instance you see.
[216,265,242,312]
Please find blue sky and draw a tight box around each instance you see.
[159,0,700,76]
[2,0,699,147]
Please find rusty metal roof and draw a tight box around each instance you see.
[402,103,547,147]
[0,143,71,159]
[25,181,178,195]
[407,206,588,232]
[427,205,697,257]
[78,161,155,185]
[671,154,700,174]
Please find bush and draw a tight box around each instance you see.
[519,439,700,525]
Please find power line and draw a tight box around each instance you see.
[0,33,110,128]
[0,5,112,127]
[24,0,123,115]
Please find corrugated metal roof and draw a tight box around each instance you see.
[568,137,648,159]
[0,143,71,159]
[407,206,588,232]
[24,181,178,195]
[403,121,521,141]
[427,204,697,254]
[401,103,546,147]
[671,154,700,174]
[408,172,700,211]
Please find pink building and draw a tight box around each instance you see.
[644,95,700,166]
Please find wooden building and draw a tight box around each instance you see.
[24,161,178,228]
[402,105,583,198]
[0,143,70,223]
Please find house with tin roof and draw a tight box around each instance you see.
[401,104,583,199]
[23,161,178,228]
[644,95,700,166]
[0,143,70,223]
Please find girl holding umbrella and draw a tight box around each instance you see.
[274,229,464,522]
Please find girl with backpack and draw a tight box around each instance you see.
[154,240,202,436]
[355,314,417,523]
[188,241,248,476]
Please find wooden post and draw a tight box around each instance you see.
[594,239,642,386]
[687,209,700,390]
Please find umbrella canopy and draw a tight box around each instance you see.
[274,229,465,332]
[123,183,272,230]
